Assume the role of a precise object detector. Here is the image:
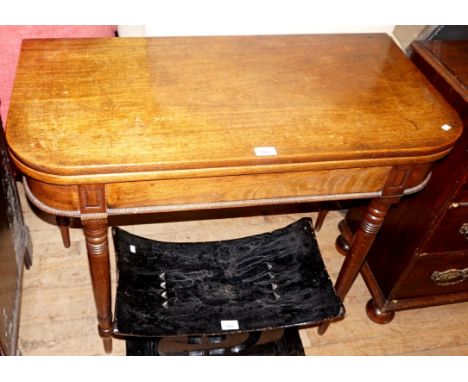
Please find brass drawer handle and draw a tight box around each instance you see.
[459,223,468,240]
[450,202,468,209]
[431,268,468,286]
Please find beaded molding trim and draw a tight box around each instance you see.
[23,173,431,219]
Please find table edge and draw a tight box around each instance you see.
[22,172,432,219]
[10,146,455,186]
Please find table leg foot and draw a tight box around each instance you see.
[335,234,350,256]
[317,321,329,335]
[365,299,395,324]
[336,219,353,256]
[101,331,113,354]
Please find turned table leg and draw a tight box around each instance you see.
[79,184,113,353]
[82,218,113,353]
[317,197,393,335]
[317,166,413,335]
[336,218,397,325]
[314,209,329,232]
[56,216,71,248]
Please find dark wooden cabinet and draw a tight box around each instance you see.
[338,40,468,323]
[0,116,31,355]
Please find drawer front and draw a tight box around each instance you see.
[106,166,391,209]
[423,207,468,253]
[395,251,468,299]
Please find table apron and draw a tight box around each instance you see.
[23,165,431,218]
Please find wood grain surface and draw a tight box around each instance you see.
[6,35,462,184]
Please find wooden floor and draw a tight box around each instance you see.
[17,182,468,356]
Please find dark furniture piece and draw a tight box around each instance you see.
[337,40,468,323]
[0,115,31,355]
[113,219,343,355]
[426,25,468,42]
[124,327,305,356]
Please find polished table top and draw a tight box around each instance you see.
[6,35,461,186]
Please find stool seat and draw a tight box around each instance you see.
[112,218,343,342]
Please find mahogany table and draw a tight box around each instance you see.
[6,35,461,353]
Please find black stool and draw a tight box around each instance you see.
[112,218,343,356]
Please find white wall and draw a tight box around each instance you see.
[117,1,397,37]
[119,24,395,37]
[116,0,402,39]
[143,25,394,37]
